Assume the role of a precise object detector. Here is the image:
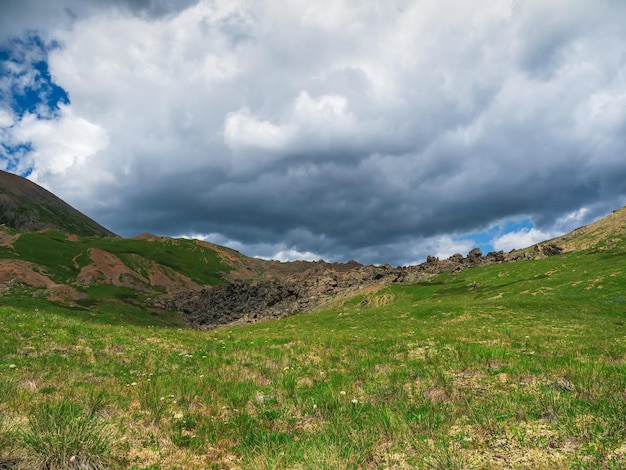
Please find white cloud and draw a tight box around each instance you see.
[554,207,590,231]
[179,232,322,262]
[0,109,13,128]
[11,106,109,190]
[293,92,349,122]
[1,0,625,265]
[395,236,476,266]
[223,91,355,157]
[431,236,476,261]
[492,228,553,252]
[266,248,321,263]
[223,107,292,152]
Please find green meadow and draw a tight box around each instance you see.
[1,242,625,468]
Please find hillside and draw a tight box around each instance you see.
[0,229,237,325]
[0,170,623,328]
[1,202,624,328]
[0,177,625,467]
[0,169,115,237]
[548,206,626,252]
[0,213,625,468]
[0,224,561,328]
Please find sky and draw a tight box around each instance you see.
[1,0,625,266]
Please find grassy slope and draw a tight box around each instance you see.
[5,230,231,286]
[1,238,625,468]
[0,230,232,322]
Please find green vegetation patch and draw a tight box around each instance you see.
[92,236,231,286]
[6,231,231,286]
[0,242,625,468]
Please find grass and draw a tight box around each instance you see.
[19,400,113,469]
[4,230,231,286]
[0,229,232,322]
[0,243,625,468]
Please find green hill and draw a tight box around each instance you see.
[0,228,248,326]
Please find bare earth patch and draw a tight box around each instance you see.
[42,285,88,303]
[0,259,58,288]
[145,263,202,293]
[0,229,19,247]
[77,247,202,294]
[78,248,150,290]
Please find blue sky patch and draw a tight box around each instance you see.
[0,34,69,120]
[1,34,69,176]
[460,219,535,254]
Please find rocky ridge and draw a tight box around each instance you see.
[158,243,563,328]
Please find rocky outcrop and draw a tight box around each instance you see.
[162,243,564,329]
[159,281,304,328]
[156,263,404,328]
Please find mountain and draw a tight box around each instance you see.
[0,169,116,237]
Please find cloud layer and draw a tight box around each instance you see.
[1,0,626,265]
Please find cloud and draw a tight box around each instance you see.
[492,228,553,253]
[0,109,12,127]
[12,105,109,190]
[1,0,626,265]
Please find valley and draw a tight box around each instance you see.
[1,171,626,468]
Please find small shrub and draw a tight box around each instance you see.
[19,400,113,470]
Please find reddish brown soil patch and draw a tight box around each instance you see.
[0,257,86,303]
[77,248,200,294]
[41,285,88,302]
[146,263,201,292]
[0,259,58,288]
[78,248,150,290]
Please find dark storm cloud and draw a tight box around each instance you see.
[117,0,200,17]
[0,0,197,35]
[2,0,626,265]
